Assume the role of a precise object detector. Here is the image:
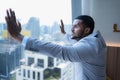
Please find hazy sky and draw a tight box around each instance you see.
[0,0,72,26]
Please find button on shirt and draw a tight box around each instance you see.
[22,31,107,80]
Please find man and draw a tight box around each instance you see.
[5,9,107,80]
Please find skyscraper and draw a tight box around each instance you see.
[0,40,24,80]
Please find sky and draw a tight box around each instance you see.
[0,0,72,26]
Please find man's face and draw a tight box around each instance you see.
[71,19,85,40]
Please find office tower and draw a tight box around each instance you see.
[0,40,24,80]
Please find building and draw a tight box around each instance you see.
[0,40,24,80]
[16,50,74,80]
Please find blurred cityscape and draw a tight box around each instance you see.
[0,17,74,80]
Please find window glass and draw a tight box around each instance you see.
[28,57,34,66]
[37,59,44,68]
[37,72,40,80]
[33,71,35,79]
[0,0,74,80]
[23,69,26,77]
[27,70,30,78]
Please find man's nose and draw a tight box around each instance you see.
[71,27,74,32]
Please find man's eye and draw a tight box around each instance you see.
[75,26,79,28]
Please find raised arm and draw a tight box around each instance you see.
[59,19,66,34]
[5,8,24,42]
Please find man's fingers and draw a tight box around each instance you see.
[60,19,64,27]
[9,9,16,22]
[5,16,14,35]
[5,8,22,37]
[5,16,9,30]
[12,11,16,21]
[6,10,10,20]
[5,16,8,22]
[59,24,62,28]
[10,9,16,21]
[60,19,66,34]
[6,16,19,36]
[60,19,63,28]
[60,19,65,30]
[17,21,22,32]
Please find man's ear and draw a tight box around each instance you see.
[84,28,90,34]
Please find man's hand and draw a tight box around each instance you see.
[59,19,66,34]
[5,8,23,42]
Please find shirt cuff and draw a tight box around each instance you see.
[22,36,28,48]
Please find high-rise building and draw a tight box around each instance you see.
[0,40,24,80]
[26,17,40,39]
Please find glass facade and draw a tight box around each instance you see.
[0,41,24,79]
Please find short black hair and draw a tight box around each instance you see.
[75,15,95,34]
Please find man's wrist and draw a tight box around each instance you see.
[63,32,66,35]
[16,35,24,42]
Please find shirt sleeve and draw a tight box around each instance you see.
[21,36,28,48]
[25,38,95,62]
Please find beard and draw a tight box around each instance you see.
[71,34,82,40]
[71,32,84,40]
[71,28,85,40]
[71,35,79,39]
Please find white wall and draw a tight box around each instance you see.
[81,0,120,45]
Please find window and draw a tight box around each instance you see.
[28,57,34,66]
[37,59,44,68]
[48,57,54,67]
[0,0,74,80]
[23,69,26,77]
[27,70,30,78]
[33,71,35,79]
[37,72,40,80]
